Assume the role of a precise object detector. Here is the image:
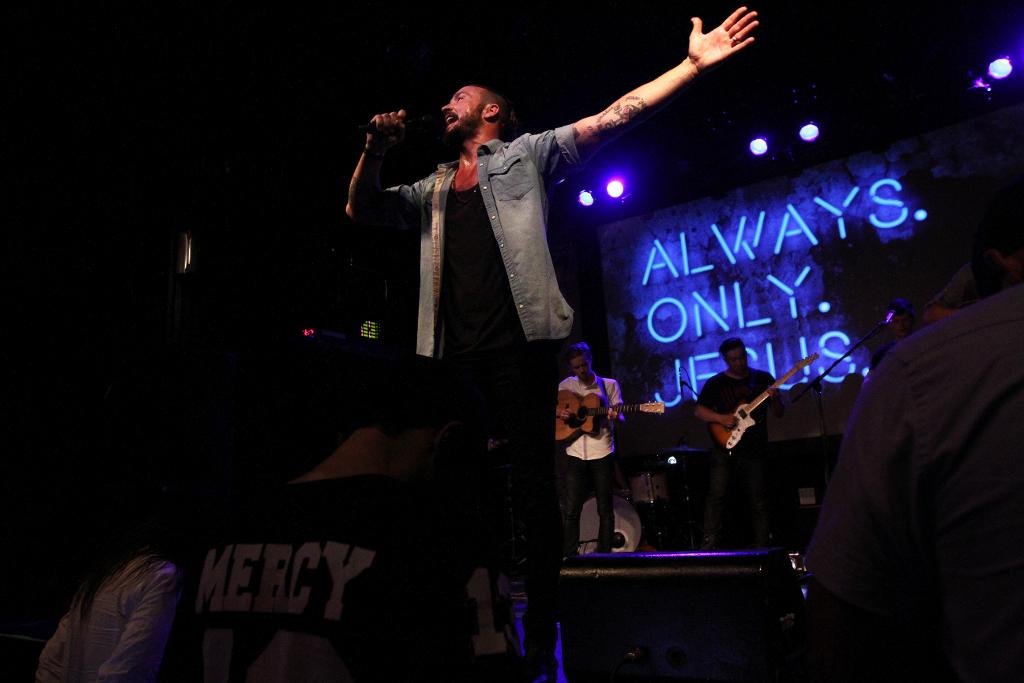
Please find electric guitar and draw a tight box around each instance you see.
[555,390,665,442]
[707,353,819,450]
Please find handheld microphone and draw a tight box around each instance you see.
[357,114,436,133]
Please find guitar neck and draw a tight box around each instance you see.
[744,358,813,412]
[745,386,777,413]
[587,403,646,416]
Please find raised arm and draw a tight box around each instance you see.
[345,109,407,222]
[572,6,758,160]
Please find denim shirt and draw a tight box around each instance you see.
[367,125,581,357]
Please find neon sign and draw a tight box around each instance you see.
[605,175,923,408]
[597,104,1024,448]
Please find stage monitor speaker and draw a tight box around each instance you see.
[559,548,805,682]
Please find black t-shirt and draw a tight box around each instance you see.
[441,185,525,356]
[697,369,776,454]
[192,475,516,682]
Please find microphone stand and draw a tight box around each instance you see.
[792,316,890,487]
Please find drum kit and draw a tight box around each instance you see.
[576,494,642,554]
[487,441,710,564]
[576,446,709,553]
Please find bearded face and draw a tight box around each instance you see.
[442,103,486,147]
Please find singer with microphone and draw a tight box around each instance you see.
[344,8,760,680]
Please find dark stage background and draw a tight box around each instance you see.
[6,1,1024,622]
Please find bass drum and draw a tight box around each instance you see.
[577,494,642,554]
[628,470,671,504]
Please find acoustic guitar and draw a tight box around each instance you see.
[707,353,819,450]
[555,390,665,442]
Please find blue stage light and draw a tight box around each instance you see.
[578,190,595,206]
[988,57,1012,80]
[749,137,768,156]
[606,179,625,198]
[799,123,820,142]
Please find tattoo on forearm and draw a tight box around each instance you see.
[587,95,648,139]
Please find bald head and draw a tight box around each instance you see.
[442,84,517,142]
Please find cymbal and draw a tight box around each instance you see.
[621,447,710,462]
[656,446,711,455]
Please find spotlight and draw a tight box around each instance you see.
[606,179,625,198]
[749,137,768,156]
[988,57,1012,80]
[578,190,595,206]
[798,123,820,142]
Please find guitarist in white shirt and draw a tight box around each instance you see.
[693,337,784,549]
[555,342,624,556]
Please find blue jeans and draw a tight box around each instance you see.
[563,454,615,555]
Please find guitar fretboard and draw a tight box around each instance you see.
[745,354,819,412]
[584,403,651,416]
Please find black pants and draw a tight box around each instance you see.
[447,341,562,653]
[701,449,770,548]
[562,454,615,555]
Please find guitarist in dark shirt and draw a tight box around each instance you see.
[693,337,784,549]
